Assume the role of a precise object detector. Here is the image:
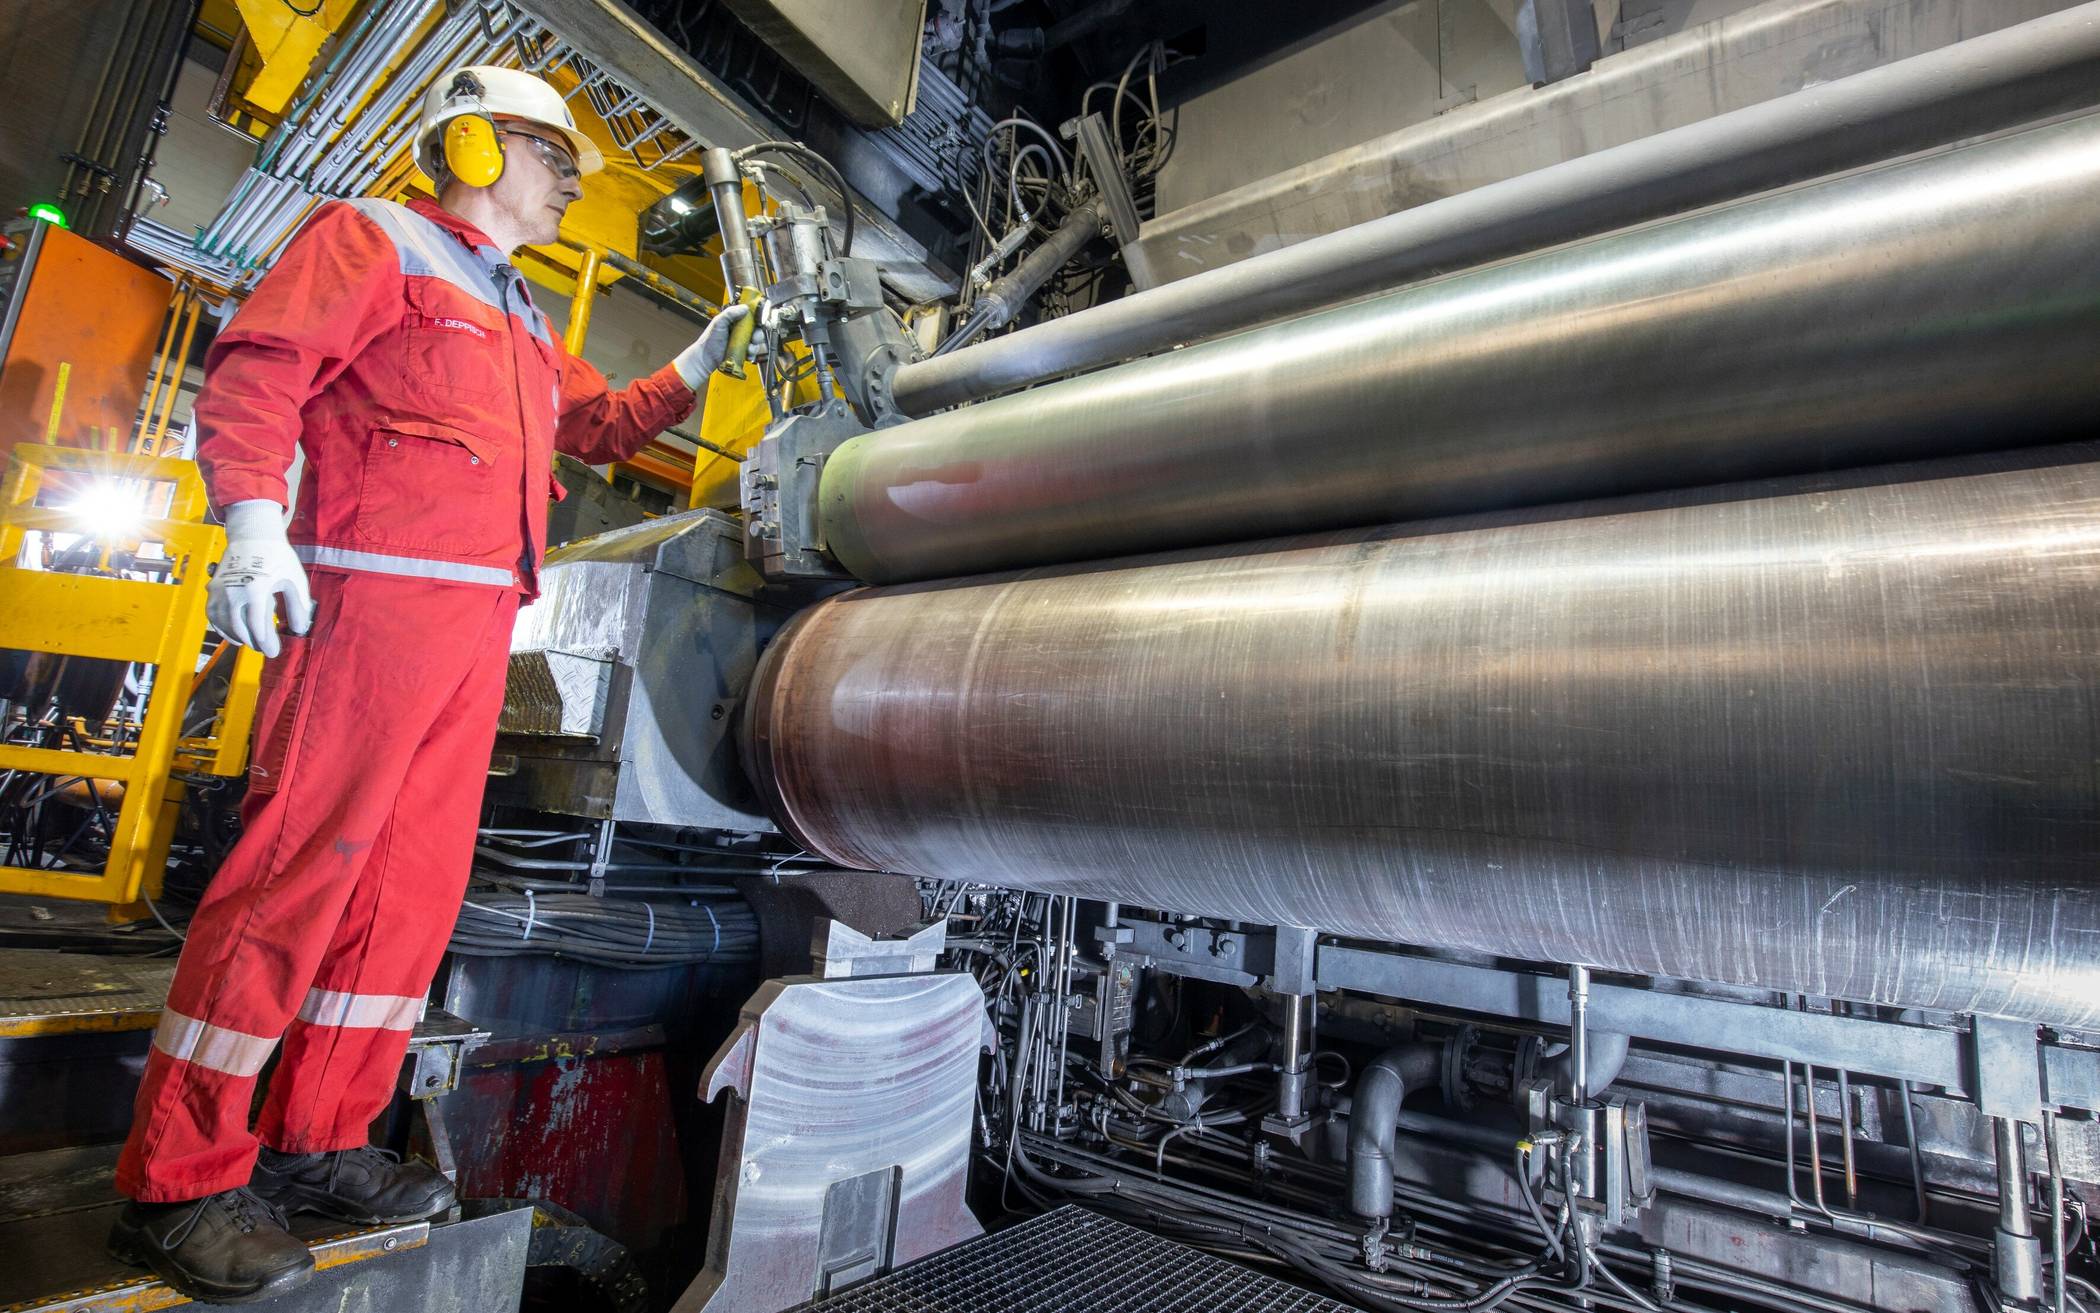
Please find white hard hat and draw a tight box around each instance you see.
[415,66,604,180]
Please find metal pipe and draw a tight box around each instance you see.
[1567,965,1591,1107]
[703,147,760,296]
[301,12,480,186]
[274,0,436,180]
[565,248,602,357]
[1050,894,1075,1123]
[106,0,192,246]
[135,281,189,453]
[1898,1080,1931,1224]
[1836,1066,1860,1209]
[890,1,2100,415]
[2044,1112,2069,1313]
[1276,991,1315,1122]
[260,0,427,173]
[256,0,402,168]
[1803,1062,1831,1216]
[1387,1107,1974,1258]
[62,0,147,207]
[1998,1119,2034,1240]
[146,292,204,456]
[1996,1118,2045,1308]
[829,111,2100,584]
[1345,1043,1441,1220]
[747,449,2100,1028]
[601,249,717,319]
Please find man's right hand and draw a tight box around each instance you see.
[207,500,314,659]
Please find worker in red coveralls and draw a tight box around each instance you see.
[110,66,749,1303]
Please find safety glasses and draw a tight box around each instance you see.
[501,130,581,181]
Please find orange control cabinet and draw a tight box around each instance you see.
[0,222,170,461]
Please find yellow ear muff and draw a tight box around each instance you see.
[443,114,505,188]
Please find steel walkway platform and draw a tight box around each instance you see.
[0,1144,529,1313]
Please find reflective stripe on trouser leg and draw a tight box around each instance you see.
[257,584,517,1154]
[150,1008,278,1076]
[115,574,519,1202]
[296,988,426,1030]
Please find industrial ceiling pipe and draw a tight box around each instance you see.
[889,1,2100,416]
[748,450,2100,1029]
[824,110,2100,584]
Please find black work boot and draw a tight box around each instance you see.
[108,1187,315,1304]
[252,1145,456,1224]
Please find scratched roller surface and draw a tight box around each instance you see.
[790,1206,1359,1312]
[748,449,2100,1027]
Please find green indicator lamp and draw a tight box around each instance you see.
[27,202,68,229]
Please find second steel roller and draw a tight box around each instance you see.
[749,450,2100,1028]
[822,111,2100,584]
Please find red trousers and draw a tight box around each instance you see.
[117,571,519,1202]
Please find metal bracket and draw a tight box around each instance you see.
[1270,925,1317,996]
[1517,0,1601,85]
[1970,1014,2045,1121]
[739,401,866,581]
[812,919,948,978]
[401,1008,492,1100]
[1123,920,1274,987]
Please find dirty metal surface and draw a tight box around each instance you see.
[0,1208,431,1312]
[0,949,173,1037]
[443,1048,691,1255]
[0,1141,530,1313]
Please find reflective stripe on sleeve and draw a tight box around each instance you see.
[293,544,514,587]
[152,1008,278,1077]
[296,988,425,1031]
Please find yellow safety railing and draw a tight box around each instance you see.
[0,443,260,907]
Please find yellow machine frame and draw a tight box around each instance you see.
[0,443,262,908]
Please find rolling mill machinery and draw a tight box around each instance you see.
[502,5,2100,1312]
[8,0,2098,1307]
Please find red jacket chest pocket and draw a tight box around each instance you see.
[356,419,511,558]
[402,283,505,405]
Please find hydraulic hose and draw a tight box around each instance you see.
[734,140,855,257]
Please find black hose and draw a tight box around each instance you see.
[935,305,996,356]
[1515,1145,1564,1263]
[734,141,855,256]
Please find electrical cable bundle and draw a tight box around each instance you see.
[449,889,758,969]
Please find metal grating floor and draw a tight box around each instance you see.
[791,1206,1362,1312]
[0,949,173,1037]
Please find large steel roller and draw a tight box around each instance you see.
[748,452,2100,1026]
[822,112,2100,585]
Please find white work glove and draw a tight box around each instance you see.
[207,500,313,659]
[673,301,753,389]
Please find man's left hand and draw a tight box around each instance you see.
[674,301,753,389]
